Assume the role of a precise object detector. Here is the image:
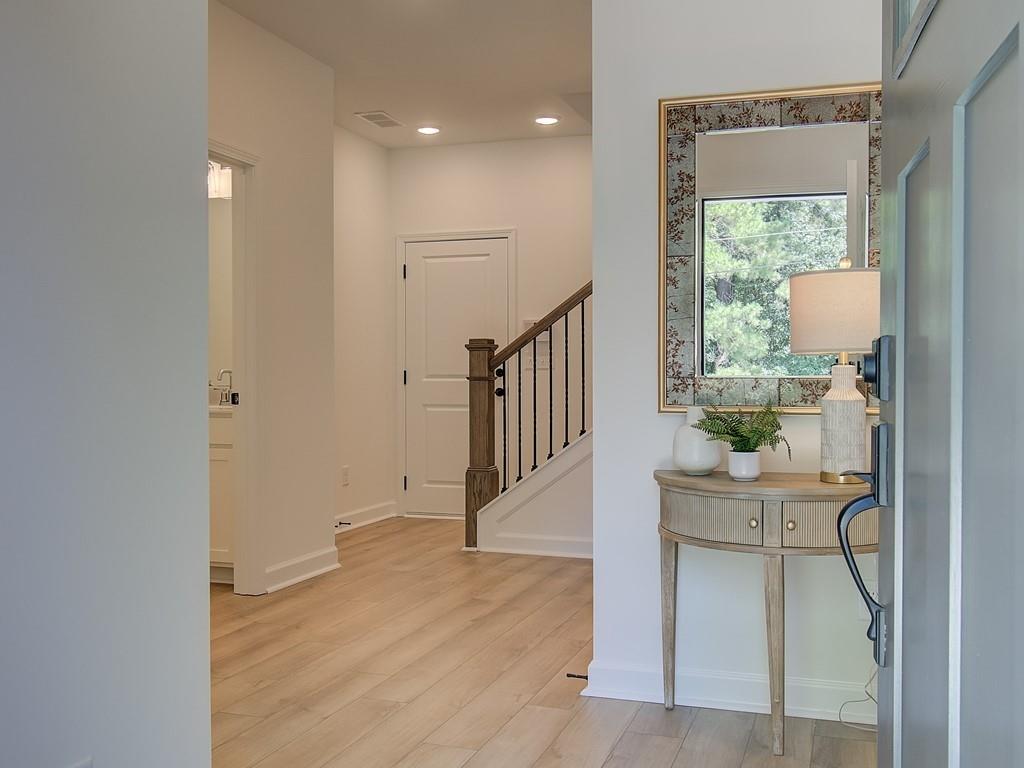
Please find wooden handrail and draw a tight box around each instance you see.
[491,281,592,369]
[465,280,593,549]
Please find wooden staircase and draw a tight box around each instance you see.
[464,281,593,548]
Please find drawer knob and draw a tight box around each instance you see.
[748,518,759,529]
[786,520,797,531]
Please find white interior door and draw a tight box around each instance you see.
[404,237,510,516]
[879,2,1022,767]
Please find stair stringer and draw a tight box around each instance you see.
[476,432,593,558]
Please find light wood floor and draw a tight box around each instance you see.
[211,517,876,768]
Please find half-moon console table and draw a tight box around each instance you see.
[655,470,878,756]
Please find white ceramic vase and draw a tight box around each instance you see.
[728,451,761,482]
[672,406,721,476]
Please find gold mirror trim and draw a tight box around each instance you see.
[659,82,882,109]
[657,83,883,415]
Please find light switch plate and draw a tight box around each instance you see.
[341,465,350,486]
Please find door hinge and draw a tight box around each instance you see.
[403,475,408,491]
[403,369,407,385]
[402,263,407,279]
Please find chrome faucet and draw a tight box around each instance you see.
[216,369,233,405]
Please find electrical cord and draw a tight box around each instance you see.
[837,666,879,734]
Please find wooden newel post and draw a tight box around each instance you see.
[465,338,499,549]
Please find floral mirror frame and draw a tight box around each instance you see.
[658,84,882,413]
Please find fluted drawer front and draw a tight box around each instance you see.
[662,490,763,546]
[781,501,878,548]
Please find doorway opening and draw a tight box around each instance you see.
[207,147,260,595]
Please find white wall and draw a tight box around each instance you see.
[210,1,337,590]
[591,0,882,721]
[334,127,397,526]
[390,136,593,329]
[209,197,233,385]
[0,2,209,765]
[332,135,593,522]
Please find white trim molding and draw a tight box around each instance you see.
[208,137,261,167]
[583,661,877,725]
[334,500,398,533]
[264,545,340,593]
[209,565,234,585]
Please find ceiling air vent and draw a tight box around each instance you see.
[354,110,404,129]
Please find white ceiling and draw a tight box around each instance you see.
[218,0,593,148]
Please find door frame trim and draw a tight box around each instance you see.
[395,228,518,516]
[208,138,263,595]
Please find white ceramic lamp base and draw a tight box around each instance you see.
[819,363,867,483]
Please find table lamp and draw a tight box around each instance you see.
[789,267,880,483]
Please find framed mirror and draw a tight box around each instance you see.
[658,84,882,413]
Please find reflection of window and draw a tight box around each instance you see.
[701,194,844,377]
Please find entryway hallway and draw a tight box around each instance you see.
[211,519,875,767]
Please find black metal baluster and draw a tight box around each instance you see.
[547,326,554,460]
[563,313,570,448]
[531,337,538,471]
[497,367,507,492]
[580,298,587,436]
[516,351,523,482]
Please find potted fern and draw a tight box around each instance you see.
[692,406,791,481]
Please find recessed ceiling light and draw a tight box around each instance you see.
[535,116,560,126]
[417,126,440,135]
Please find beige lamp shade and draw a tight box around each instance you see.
[789,268,880,354]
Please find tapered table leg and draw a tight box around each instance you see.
[764,554,785,755]
[661,534,678,709]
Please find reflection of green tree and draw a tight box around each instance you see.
[703,196,843,376]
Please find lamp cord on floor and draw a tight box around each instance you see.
[837,666,879,734]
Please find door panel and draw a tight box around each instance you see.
[425,405,471,480]
[959,35,1020,768]
[881,2,1022,766]
[405,238,509,516]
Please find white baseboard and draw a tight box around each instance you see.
[209,564,234,585]
[403,512,463,520]
[265,545,339,593]
[583,661,877,725]
[477,539,593,559]
[334,500,397,533]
